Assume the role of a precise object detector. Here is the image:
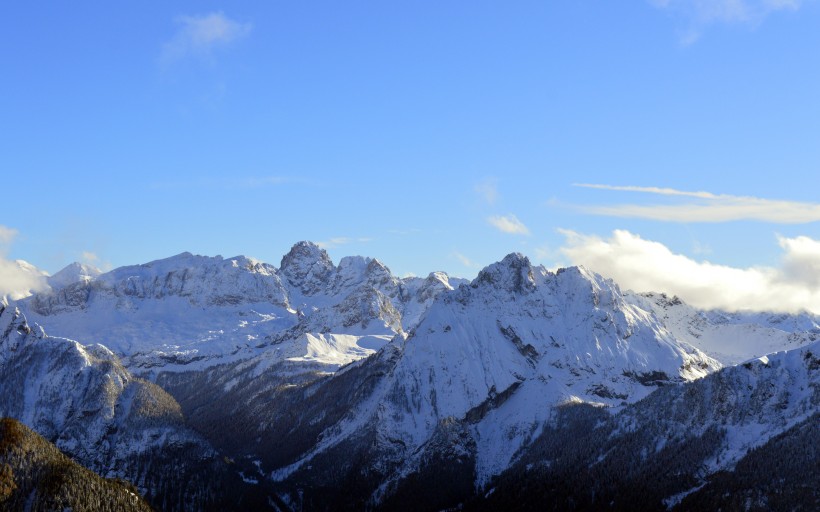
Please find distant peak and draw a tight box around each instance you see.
[43,262,101,291]
[54,261,102,276]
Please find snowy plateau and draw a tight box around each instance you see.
[1,241,818,511]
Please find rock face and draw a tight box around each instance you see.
[279,241,335,297]
[3,244,819,511]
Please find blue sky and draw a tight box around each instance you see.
[3,1,820,312]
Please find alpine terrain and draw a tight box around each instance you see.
[1,242,817,511]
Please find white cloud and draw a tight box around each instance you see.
[487,214,531,235]
[574,183,717,199]
[648,0,802,44]
[572,184,820,223]
[474,178,499,205]
[0,225,48,300]
[161,12,251,65]
[559,229,820,314]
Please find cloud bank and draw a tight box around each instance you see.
[0,225,48,301]
[573,184,820,223]
[559,229,820,314]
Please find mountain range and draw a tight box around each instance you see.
[1,242,817,511]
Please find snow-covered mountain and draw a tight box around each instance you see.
[16,242,462,373]
[254,254,727,507]
[2,243,818,511]
[632,291,820,365]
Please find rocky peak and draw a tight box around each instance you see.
[411,272,455,303]
[0,306,43,362]
[279,242,335,295]
[473,253,537,294]
[365,258,394,286]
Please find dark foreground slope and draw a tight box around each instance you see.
[0,417,152,512]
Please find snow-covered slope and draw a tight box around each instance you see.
[0,303,277,511]
[632,292,820,365]
[0,304,200,469]
[618,340,819,479]
[474,339,820,511]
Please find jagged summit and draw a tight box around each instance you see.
[473,252,537,293]
[279,241,335,295]
[0,306,43,365]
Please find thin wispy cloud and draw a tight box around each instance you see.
[316,237,373,249]
[574,183,717,199]
[151,176,291,191]
[452,251,481,269]
[474,178,499,205]
[649,0,802,44]
[487,214,531,235]
[572,184,820,224]
[559,229,820,314]
[80,251,110,271]
[388,228,422,236]
[161,12,251,66]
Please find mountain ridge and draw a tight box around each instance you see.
[2,242,818,510]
